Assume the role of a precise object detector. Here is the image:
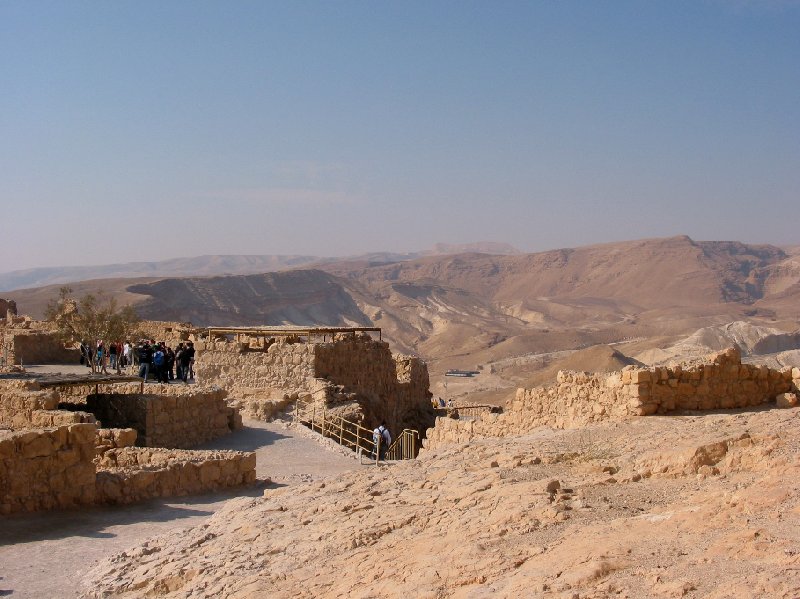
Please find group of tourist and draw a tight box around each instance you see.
[79,339,195,383]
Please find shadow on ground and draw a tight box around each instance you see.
[195,421,292,452]
[0,484,266,546]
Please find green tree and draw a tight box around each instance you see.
[45,286,141,374]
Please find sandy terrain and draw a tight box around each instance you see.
[0,416,363,599]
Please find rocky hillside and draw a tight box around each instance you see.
[84,406,800,598]
[128,270,372,328]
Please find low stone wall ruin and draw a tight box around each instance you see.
[95,447,256,505]
[1,329,78,366]
[0,379,95,429]
[423,348,798,452]
[1,378,253,514]
[84,388,241,449]
[0,423,97,514]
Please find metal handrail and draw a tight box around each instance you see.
[385,429,419,460]
[294,399,418,462]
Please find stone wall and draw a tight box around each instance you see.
[136,320,193,345]
[0,423,97,514]
[85,388,241,449]
[0,424,255,514]
[195,334,434,436]
[95,428,138,454]
[0,329,78,365]
[95,447,256,505]
[423,348,796,452]
[0,379,94,429]
[196,338,316,399]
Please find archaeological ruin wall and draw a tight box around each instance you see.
[0,299,17,320]
[95,447,256,505]
[83,388,241,448]
[1,378,253,514]
[195,333,434,436]
[0,379,95,429]
[0,423,97,514]
[423,347,799,452]
[0,329,78,366]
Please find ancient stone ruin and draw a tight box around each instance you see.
[0,301,77,366]
[1,318,437,514]
[0,375,253,515]
[194,327,435,438]
[423,347,800,451]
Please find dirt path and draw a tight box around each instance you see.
[0,417,363,599]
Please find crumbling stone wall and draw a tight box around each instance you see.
[423,348,796,451]
[0,423,97,514]
[136,320,193,345]
[0,381,252,514]
[95,447,256,505]
[0,329,78,365]
[0,379,94,429]
[196,339,316,397]
[85,388,241,449]
[95,428,138,454]
[195,334,434,435]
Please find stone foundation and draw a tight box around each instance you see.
[423,348,797,451]
[0,423,97,514]
[95,448,256,505]
[0,379,95,429]
[84,388,241,449]
[1,421,255,514]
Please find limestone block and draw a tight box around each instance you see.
[776,393,798,409]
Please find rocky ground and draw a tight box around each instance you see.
[82,405,800,598]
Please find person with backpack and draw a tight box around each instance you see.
[152,344,167,383]
[373,422,392,460]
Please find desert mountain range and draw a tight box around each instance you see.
[0,241,520,292]
[6,236,800,403]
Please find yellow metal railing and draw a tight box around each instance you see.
[294,400,419,462]
[385,429,419,460]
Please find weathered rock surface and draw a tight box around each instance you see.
[84,406,800,598]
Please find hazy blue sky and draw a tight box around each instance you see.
[1,1,798,271]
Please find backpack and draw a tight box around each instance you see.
[153,350,165,366]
